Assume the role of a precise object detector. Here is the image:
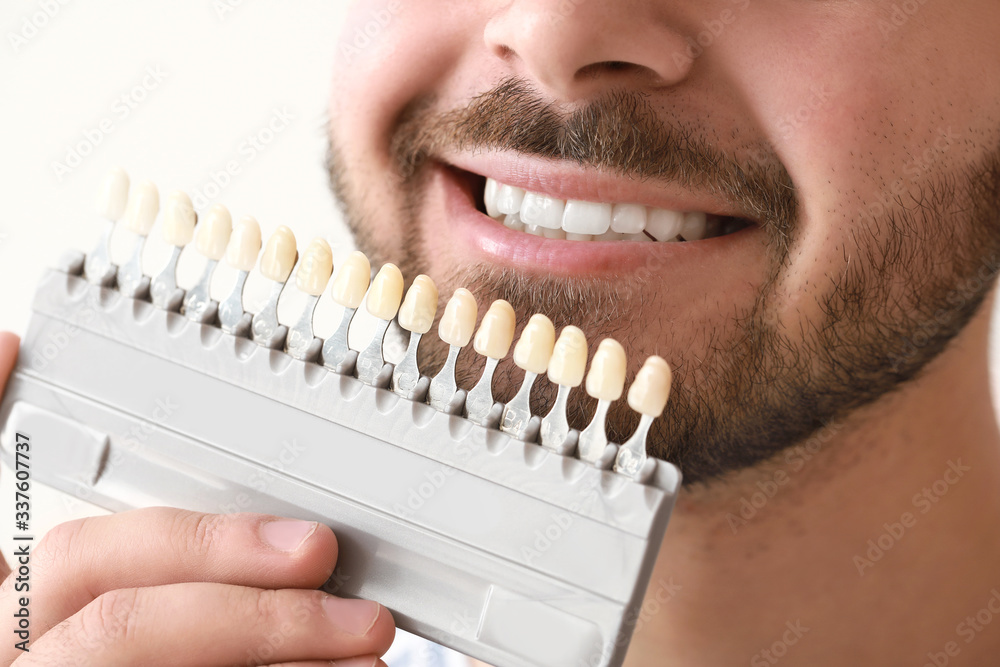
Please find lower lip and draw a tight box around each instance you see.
[435,164,762,278]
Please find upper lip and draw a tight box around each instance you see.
[442,149,757,221]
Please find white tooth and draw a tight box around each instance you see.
[562,200,611,235]
[566,233,593,242]
[646,208,684,241]
[504,213,525,231]
[125,181,160,236]
[485,178,501,218]
[521,192,566,229]
[680,211,708,241]
[595,230,624,241]
[97,167,130,221]
[611,204,647,234]
[542,226,566,240]
[497,184,525,215]
[525,224,544,237]
[625,232,654,243]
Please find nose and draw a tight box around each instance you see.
[484,0,693,102]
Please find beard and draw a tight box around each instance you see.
[327,78,1000,486]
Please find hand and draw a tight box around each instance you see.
[0,334,395,666]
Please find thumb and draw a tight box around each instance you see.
[0,332,18,397]
[0,332,19,580]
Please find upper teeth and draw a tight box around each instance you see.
[483,177,709,242]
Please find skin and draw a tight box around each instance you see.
[327,0,1000,665]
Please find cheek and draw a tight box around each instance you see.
[718,3,1000,318]
[331,2,482,164]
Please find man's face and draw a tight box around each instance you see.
[329,0,1000,485]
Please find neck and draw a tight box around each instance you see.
[628,294,1000,666]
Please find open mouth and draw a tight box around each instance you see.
[455,168,754,243]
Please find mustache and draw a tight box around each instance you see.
[390,78,798,244]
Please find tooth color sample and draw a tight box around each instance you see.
[260,226,297,282]
[226,216,262,272]
[330,251,372,309]
[513,313,556,374]
[628,356,672,417]
[367,264,405,320]
[398,275,439,334]
[296,238,334,296]
[438,288,478,347]
[586,338,628,401]
[474,300,516,360]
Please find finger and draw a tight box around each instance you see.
[0,508,337,656]
[0,332,19,397]
[0,333,18,583]
[18,584,395,667]
[268,660,387,667]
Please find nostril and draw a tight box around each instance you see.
[577,60,645,81]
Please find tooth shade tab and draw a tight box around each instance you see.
[474,299,516,359]
[586,338,628,402]
[260,226,297,282]
[331,250,371,309]
[162,191,196,247]
[520,191,565,229]
[438,288,478,347]
[646,208,683,241]
[296,238,334,296]
[398,274,439,334]
[562,200,612,235]
[496,184,525,215]
[226,216,262,272]
[611,204,647,234]
[196,204,233,260]
[548,326,588,387]
[513,313,556,374]
[628,356,672,417]
[97,167,130,221]
[124,180,160,236]
[367,263,405,321]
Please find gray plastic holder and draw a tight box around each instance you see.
[0,265,681,667]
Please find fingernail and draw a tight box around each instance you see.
[332,658,377,667]
[323,597,381,637]
[260,520,317,552]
